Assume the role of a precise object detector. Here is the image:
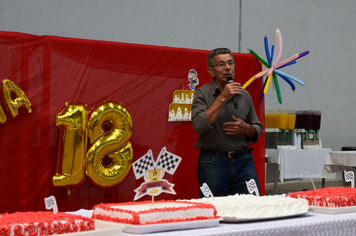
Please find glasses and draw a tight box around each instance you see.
[213,60,235,68]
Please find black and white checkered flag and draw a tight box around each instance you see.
[132,150,155,179]
[156,147,182,175]
[245,179,260,196]
[200,183,215,200]
[344,170,355,188]
[44,195,58,213]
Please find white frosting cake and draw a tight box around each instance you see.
[186,194,309,219]
[92,200,219,225]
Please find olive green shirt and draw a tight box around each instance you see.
[191,79,263,152]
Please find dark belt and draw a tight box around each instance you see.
[202,147,254,158]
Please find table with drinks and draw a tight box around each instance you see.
[265,109,322,148]
[265,109,330,194]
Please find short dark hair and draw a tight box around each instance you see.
[207,48,233,67]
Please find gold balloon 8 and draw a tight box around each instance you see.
[86,102,133,188]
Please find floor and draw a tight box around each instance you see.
[265,180,349,195]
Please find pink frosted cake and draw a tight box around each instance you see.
[0,211,95,236]
[287,187,356,207]
[92,200,219,225]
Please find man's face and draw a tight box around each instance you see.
[207,53,235,84]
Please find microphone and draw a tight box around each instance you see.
[226,77,238,109]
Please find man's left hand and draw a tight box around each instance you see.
[222,115,248,135]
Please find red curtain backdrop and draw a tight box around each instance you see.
[0,31,265,213]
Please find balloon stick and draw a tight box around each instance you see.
[263,73,273,94]
[274,69,305,86]
[277,73,296,91]
[248,48,271,68]
[264,36,272,65]
[242,76,256,89]
[272,72,282,103]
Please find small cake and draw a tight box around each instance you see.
[186,194,309,218]
[0,211,95,236]
[287,187,356,207]
[92,200,219,225]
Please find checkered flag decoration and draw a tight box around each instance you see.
[156,147,182,175]
[200,183,215,200]
[344,170,355,188]
[132,150,155,179]
[245,179,260,196]
[44,195,58,213]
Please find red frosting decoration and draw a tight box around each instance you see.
[93,200,219,225]
[0,211,95,236]
[287,187,356,207]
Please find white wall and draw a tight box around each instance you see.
[1,0,355,151]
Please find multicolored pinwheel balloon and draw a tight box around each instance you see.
[242,29,309,104]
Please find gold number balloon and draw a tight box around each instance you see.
[53,103,88,187]
[86,102,133,188]
[0,104,6,124]
[2,79,32,117]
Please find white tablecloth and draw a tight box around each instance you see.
[120,212,356,236]
[266,148,331,182]
[323,151,356,177]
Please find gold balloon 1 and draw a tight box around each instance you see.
[2,79,32,117]
[0,104,6,124]
[86,102,133,189]
[53,103,88,188]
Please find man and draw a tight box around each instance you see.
[191,48,263,197]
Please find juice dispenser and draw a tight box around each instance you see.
[278,110,289,140]
[265,109,293,148]
[294,110,308,148]
[313,110,322,140]
[306,110,315,140]
[287,110,296,140]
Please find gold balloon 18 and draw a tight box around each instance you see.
[53,103,88,188]
[2,79,32,117]
[86,102,133,188]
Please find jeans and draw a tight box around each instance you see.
[197,148,260,198]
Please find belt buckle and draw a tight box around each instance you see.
[228,151,235,158]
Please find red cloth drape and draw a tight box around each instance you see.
[0,31,264,213]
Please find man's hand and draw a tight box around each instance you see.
[223,115,257,138]
[220,82,242,102]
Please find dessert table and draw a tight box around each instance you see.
[120,212,356,236]
[323,151,356,177]
[266,148,331,193]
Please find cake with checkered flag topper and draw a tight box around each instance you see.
[92,147,220,233]
[131,147,182,201]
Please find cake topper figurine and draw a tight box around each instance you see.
[187,69,199,91]
[344,170,355,188]
[132,147,182,202]
[44,195,58,213]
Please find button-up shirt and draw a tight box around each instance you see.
[191,79,263,152]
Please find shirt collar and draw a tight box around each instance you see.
[209,78,220,96]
